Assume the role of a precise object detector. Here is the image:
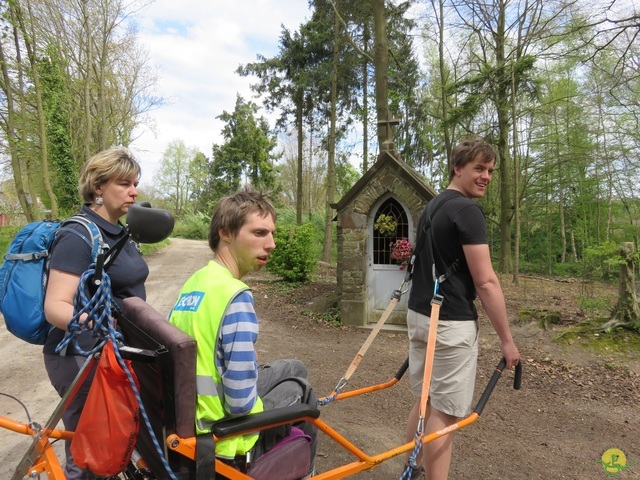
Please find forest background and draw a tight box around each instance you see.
[0,0,639,332]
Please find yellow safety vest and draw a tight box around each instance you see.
[169,260,264,458]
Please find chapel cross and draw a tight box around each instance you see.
[377,115,401,153]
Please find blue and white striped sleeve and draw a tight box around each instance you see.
[216,290,259,416]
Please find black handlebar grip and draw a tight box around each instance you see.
[395,357,410,381]
[514,361,522,390]
[497,357,507,371]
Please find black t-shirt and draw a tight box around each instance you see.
[43,205,149,354]
[408,189,487,320]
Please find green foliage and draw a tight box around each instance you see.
[188,152,212,213]
[583,242,628,280]
[0,226,22,260]
[335,157,359,197]
[267,222,317,282]
[373,214,398,236]
[265,280,298,297]
[547,261,588,279]
[302,307,341,327]
[208,95,279,202]
[554,319,640,360]
[40,47,78,213]
[154,140,200,216]
[577,294,613,317]
[172,211,210,240]
[138,238,171,255]
[276,206,326,260]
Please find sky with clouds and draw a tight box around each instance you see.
[130,1,312,187]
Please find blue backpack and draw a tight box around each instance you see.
[0,215,105,344]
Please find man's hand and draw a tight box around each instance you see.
[501,340,520,369]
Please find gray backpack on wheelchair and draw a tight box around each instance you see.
[248,360,318,479]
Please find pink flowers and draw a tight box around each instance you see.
[389,237,413,270]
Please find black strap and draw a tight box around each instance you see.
[89,226,131,290]
[406,195,459,283]
[196,433,216,480]
[102,226,131,270]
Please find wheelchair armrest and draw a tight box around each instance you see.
[211,403,320,439]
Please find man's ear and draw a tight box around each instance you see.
[219,227,233,244]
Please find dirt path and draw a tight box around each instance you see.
[1,238,639,479]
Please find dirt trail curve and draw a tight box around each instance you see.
[1,237,639,479]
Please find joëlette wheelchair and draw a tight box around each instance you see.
[2,292,521,479]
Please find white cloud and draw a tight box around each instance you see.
[130,1,311,187]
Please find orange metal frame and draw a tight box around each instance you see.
[165,363,499,480]
[0,415,70,479]
[1,359,519,479]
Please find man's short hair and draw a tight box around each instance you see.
[208,189,276,251]
[448,138,497,181]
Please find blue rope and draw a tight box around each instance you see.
[55,264,114,356]
[317,378,348,406]
[317,391,338,406]
[400,417,424,480]
[57,265,179,480]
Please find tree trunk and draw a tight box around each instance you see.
[323,5,339,263]
[558,151,567,264]
[600,242,640,330]
[372,0,389,150]
[98,49,108,150]
[0,40,33,222]
[296,95,303,225]
[552,107,566,264]
[569,226,578,263]
[308,120,313,220]
[14,0,57,219]
[82,1,93,160]
[545,167,552,275]
[511,66,520,285]
[495,1,512,273]
[362,20,369,173]
[436,0,453,169]
[11,10,40,222]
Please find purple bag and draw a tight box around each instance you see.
[247,427,312,480]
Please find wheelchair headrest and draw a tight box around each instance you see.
[126,202,175,244]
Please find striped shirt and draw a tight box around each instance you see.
[215,290,259,416]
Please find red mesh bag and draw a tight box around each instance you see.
[71,340,141,476]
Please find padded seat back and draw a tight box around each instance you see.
[118,297,197,479]
[121,296,197,437]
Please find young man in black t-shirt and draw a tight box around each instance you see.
[404,138,520,480]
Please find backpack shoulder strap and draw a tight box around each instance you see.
[426,195,462,285]
[60,215,107,263]
[406,195,458,281]
[415,195,455,256]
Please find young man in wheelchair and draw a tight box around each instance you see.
[169,189,317,478]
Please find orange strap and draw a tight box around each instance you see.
[343,297,399,381]
[419,299,441,418]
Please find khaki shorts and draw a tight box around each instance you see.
[407,308,479,418]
